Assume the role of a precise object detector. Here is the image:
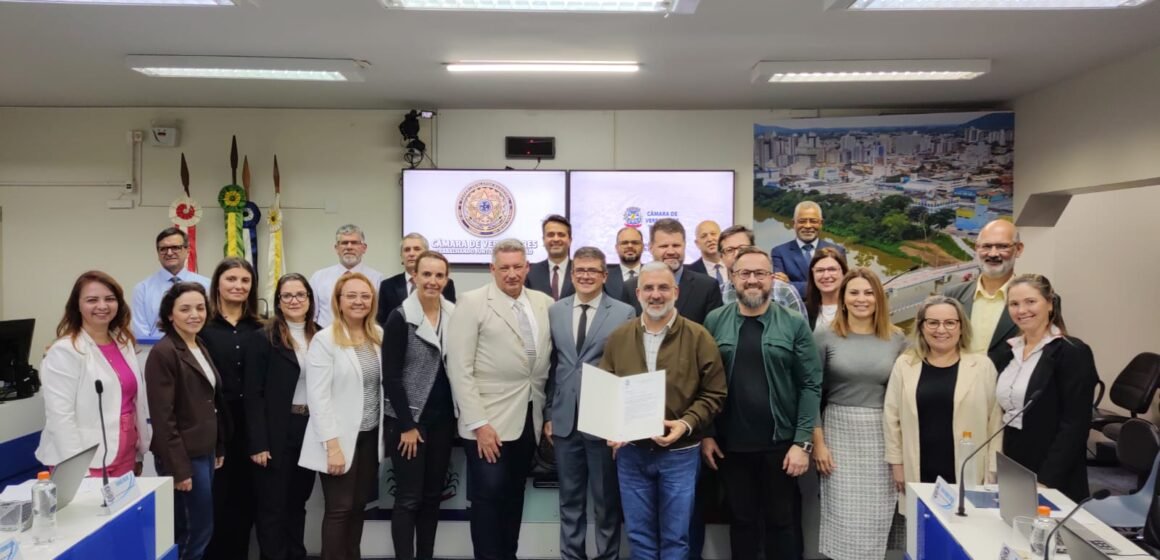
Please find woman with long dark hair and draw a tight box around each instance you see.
[992,274,1097,501]
[804,247,848,332]
[37,271,150,478]
[244,273,320,560]
[200,258,263,558]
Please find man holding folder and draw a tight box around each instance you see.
[599,261,728,560]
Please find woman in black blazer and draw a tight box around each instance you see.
[991,274,1098,501]
[243,273,320,560]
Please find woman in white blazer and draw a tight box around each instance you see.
[36,271,151,477]
[298,272,384,560]
[884,295,1002,491]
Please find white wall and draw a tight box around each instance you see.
[1014,41,1160,404]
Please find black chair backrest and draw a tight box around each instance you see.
[1116,418,1160,476]
[1110,352,1160,416]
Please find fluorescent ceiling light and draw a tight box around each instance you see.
[825,0,1149,10]
[126,56,366,81]
[1,0,232,4]
[382,0,699,13]
[447,60,640,73]
[752,60,990,83]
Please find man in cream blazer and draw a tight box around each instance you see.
[447,239,553,560]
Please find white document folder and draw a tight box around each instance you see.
[577,363,665,442]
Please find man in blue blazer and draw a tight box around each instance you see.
[545,246,637,560]
[770,201,845,298]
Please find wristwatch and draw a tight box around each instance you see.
[794,441,814,454]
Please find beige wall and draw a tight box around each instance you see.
[1014,41,1160,407]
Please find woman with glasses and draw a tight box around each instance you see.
[381,251,457,560]
[804,247,848,332]
[243,273,319,560]
[37,271,151,479]
[884,296,1001,493]
[200,258,263,558]
[813,268,908,560]
[992,274,1097,501]
[298,272,384,560]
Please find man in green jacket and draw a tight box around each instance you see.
[702,246,823,560]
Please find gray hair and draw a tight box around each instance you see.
[335,224,366,243]
[491,238,528,264]
[401,232,429,251]
[793,201,823,220]
[572,246,607,270]
[639,261,675,284]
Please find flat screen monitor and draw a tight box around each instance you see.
[0,319,35,385]
[568,171,735,264]
[402,169,568,265]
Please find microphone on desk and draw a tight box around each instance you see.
[95,380,111,492]
[1043,489,1111,560]
[956,388,1044,517]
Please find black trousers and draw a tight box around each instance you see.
[384,415,455,560]
[253,412,316,560]
[463,405,536,560]
[319,428,380,560]
[209,399,256,559]
[720,444,800,560]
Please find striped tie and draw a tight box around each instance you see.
[513,300,537,365]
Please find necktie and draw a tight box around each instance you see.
[628,269,636,280]
[513,300,537,364]
[170,276,180,284]
[550,265,560,300]
[575,304,590,354]
[802,243,814,261]
[713,263,724,286]
[408,277,415,295]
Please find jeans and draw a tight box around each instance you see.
[617,443,701,560]
[158,454,215,560]
[719,444,799,560]
[384,415,455,560]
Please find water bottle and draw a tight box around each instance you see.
[31,471,57,545]
[958,431,977,490]
[1029,505,1054,557]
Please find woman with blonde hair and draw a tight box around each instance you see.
[884,295,1002,493]
[298,272,384,560]
[813,268,908,560]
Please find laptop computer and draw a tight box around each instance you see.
[997,452,1040,525]
[51,444,98,510]
[1058,525,1117,559]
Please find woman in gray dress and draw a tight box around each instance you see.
[813,268,908,560]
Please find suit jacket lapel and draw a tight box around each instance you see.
[676,270,694,315]
[990,311,1018,353]
[1025,340,1060,399]
[394,275,409,304]
[580,298,613,357]
[953,355,975,409]
[486,283,523,340]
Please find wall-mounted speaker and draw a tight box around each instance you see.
[505,136,555,160]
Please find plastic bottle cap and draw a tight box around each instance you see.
[963,431,973,439]
[1038,505,1051,516]
[37,471,50,480]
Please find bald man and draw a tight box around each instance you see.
[687,220,725,289]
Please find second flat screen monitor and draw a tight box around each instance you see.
[569,170,735,265]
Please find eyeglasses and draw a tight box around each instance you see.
[813,266,842,275]
[573,268,606,277]
[733,269,773,281]
[977,243,1017,254]
[720,246,745,256]
[157,245,187,254]
[279,292,309,303]
[341,293,373,302]
[922,319,961,330]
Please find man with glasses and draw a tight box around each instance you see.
[943,219,1059,357]
[544,246,636,560]
[622,219,722,325]
[703,246,822,560]
[131,227,211,339]
[310,224,384,327]
[720,225,806,317]
[606,226,643,304]
[771,201,846,298]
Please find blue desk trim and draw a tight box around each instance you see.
[160,544,179,560]
[916,499,971,560]
[0,431,43,488]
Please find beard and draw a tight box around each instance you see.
[642,299,676,321]
[621,253,640,265]
[979,257,1014,278]
[739,287,772,309]
[340,254,362,268]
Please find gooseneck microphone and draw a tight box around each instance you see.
[95,380,111,490]
[1043,489,1111,560]
[956,388,1044,517]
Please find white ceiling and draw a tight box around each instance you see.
[2,0,1159,109]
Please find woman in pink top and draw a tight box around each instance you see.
[35,270,151,478]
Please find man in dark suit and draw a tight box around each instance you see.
[377,232,455,324]
[943,219,1060,357]
[526,214,574,301]
[770,201,846,298]
[545,246,637,560]
[687,220,727,292]
[623,218,722,325]
[605,226,643,304]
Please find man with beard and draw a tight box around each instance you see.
[131,227,211,339]
[606,226,643,303]
[376,232,456,324]
[599,261,727,560]
[771,201,846,299]
[702,247,822,560]
[719,225,806,317]
[309,224,384,327]
[943,219,1059,357]
[526,214,574,301]
[623,219,723,325]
